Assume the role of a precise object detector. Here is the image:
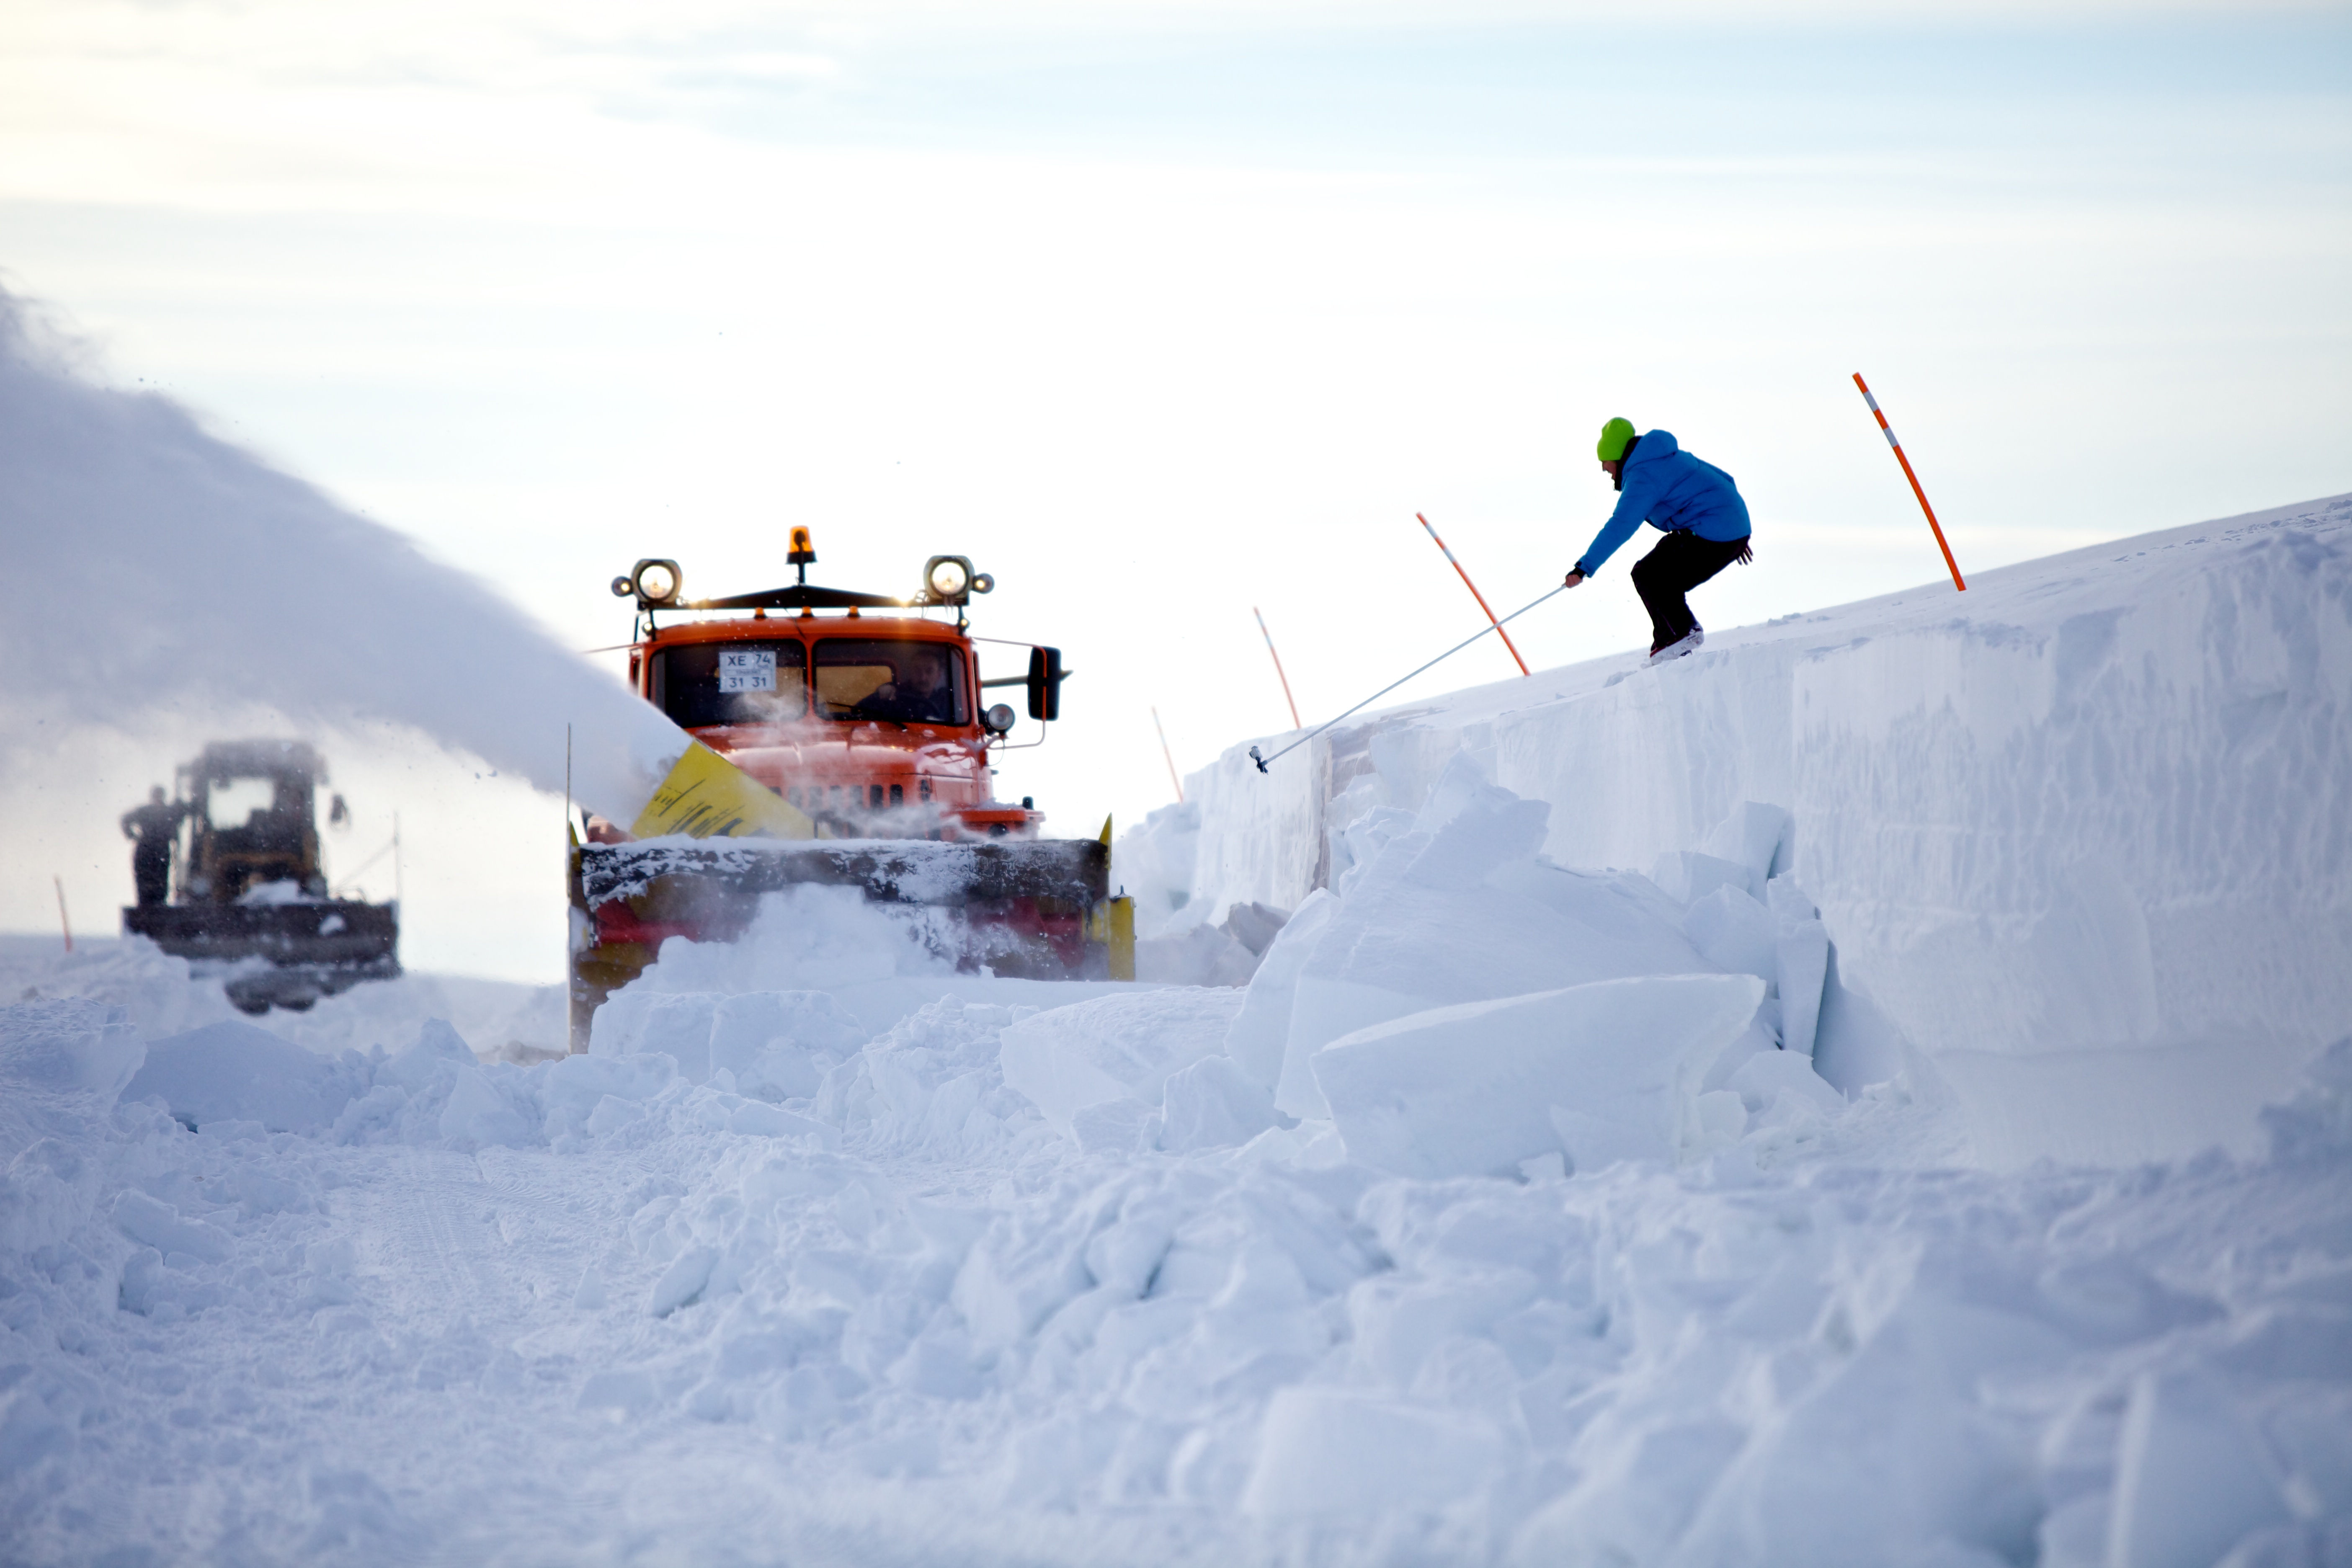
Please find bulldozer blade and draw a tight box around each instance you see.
[568,835,1115,1050]
[123,900,402,1014]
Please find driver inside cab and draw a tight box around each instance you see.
[863,650,957,725]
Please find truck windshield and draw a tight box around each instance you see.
[652,641,808,728]
[812,639,967,725]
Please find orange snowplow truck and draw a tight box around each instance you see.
[567,533,1132,1049]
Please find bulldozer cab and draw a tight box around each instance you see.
[181,740,326,903]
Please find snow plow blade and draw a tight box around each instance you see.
[567,836,1129,1050]
[123,900,402,1014]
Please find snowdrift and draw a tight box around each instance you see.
[1131,495,2352,1168]
[3,498,2347,1566]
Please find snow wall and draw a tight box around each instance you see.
[1123,495,2352,1170]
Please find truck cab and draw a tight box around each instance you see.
[630,615,1037,840]
[605,544,1064,843]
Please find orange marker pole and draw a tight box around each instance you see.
[1416,513,1530,675]
[1151,707,1185,804]
[1853,373,1966,591]
[1253,607,1303,731]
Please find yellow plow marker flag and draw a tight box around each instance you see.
[628,742,816,841]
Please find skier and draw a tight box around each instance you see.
[1563,417,1753,663]
[120,786,186,908]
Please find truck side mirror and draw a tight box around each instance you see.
[1026,646,1065,722]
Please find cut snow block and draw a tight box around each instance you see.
[999,988,1244,1144]
[124,1020,366,1134]
[1220,901,1291,958]
[1226,888,1335,1093]
[1241,1389,1515,1517]
[1684,885,1779,985]
[1725,1049,1844,1116]
[1810,947,1911,1096]
[1651,850,1759,907]
[2109,1368,2292,1568]
[1776,918,1828,1059]
[1159,1055,1285,1153]
[1700,800,1793,885]
[1274,812,1713,1120]
[1313,974,1764,1179]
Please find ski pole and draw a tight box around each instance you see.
[1416,513,1529,676]
[1253,607,1302,730]
[1251,582,1569,773]
[1852,373,1966,591]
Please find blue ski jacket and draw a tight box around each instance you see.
[1573,430,1751,577]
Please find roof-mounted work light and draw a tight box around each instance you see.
[927,556,970,601]
[612,558,683,607]
[919,555,993,606]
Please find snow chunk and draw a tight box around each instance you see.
[1313,973,1764,1178]
[377,1017,476,1091]
[1158,1055,1287,1153]
[708,990,867,1100]
[1725,1045,1845,1115]
[111,1189,231,1264]
[124,1019,367,1134]
[2111,1368,2293,1568]
[0,998,144,1102]
[438,1067,534,1148]
[1274,755,1711,1119]
[1684,883,1779,983]
[1242,1388,1514,1517]
[999,989,1246,1145]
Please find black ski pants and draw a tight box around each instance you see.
[1630,531,1750,652]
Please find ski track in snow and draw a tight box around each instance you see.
[5,502,2352,1565]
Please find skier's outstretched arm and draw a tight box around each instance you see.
[1568,474,1661,581]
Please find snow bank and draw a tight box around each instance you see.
[1133,497,2352,1166]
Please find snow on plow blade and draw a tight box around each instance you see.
[122,901,402,1014]
[567,836,1129,1050]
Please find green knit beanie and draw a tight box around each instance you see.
[1596,417,1637,462]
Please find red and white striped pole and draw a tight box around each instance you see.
[1150,706,1185,804]
[1853,373,1966,592]
[1253,607,1303,731]
[1415,513,1530,675]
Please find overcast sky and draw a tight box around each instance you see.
[4,0,2347,980]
